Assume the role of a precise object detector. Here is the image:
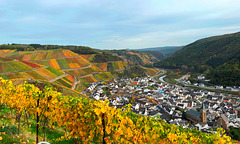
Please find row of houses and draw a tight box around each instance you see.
[87,76,240,132]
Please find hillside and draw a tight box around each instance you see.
[136,46,184,57]
[0,44,98,54]
[154,32,240,86]
[0,79,234,143]
[0,48,159,92]
[101,49,164,66]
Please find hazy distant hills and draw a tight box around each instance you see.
[135,46,184,57]
[154,32,240,86]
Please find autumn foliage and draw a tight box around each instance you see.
[0,78,235,144]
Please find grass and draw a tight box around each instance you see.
[26,71,47,80]
[75,82,87,92]
[46,67,64,76]
[0,106,74,144]
[55,78,72,88]
[56,59,70,69]
[9,61,32,71]
[3,62,15,73]
[0,61,34,73]
[111,62,119,70]
[36,60,50,67]
[0,74,8,79]
[67,65,101,77]
[1,51,18,57]
[46,50,53,59]
[163,74,179,84]
[95,72,114,81]
[30,54,38,61]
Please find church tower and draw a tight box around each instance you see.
[200,101,207,123]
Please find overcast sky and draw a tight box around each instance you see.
[0,0,240,49]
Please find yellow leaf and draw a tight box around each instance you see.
[94,108,102,115]
[106,127,111,134]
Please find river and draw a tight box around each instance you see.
[159,75,166,83]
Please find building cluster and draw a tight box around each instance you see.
[86,76,240,132]
[178,74,240,92]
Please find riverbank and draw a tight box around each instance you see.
[152,69,167,82]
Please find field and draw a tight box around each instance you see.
[123,61,130,68]
[54,74,75,88]
[0,67,65,81]
[65,56,90,69]
[3,49,79,61]
[143,67,159,76]
[74,71,115,92]
[75,82,87,92]
[94,62,107,71]
[66,65,102,77]
[34,56,90,70]
[0,49,16,56]
[107,61,124,71]
[79,75,98,84]
[126,51,155,64]
[94,72,115,81]
[80,54,96,61]
[0,60,42,73]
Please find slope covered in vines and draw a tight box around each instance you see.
[0,78,235,144]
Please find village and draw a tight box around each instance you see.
[85,75,240,133]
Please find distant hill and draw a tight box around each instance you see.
[0,44,99,54]
[135,46,184,57]
[101,49,164,67]
[154,32,240,86]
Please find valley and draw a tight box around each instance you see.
[0,41,239,143]
[1,1,239,143]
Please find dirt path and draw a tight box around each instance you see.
[48,73,68,82]
[61,63,92,71]
[71,77,80,90]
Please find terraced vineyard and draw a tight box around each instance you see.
[3,49,78,61]
[66,65,102,77]
[0,49,16,56]
[126,51,152,64]
[143,67,159,76]
[0,67,64,81]
[79,75,98,83]
[0,79,232,144]
[0,48,159,92]
[94,62,107,71]
[54,74,75,88]
[94,72,115,81]
[34,56,90,70]
[107,61,124,71]
[80,54,96,61]
[0,60,42,73]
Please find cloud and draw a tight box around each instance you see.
[0,0,239,48]
[93,25,240,49]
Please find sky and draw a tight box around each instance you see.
[0,0,240,49]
